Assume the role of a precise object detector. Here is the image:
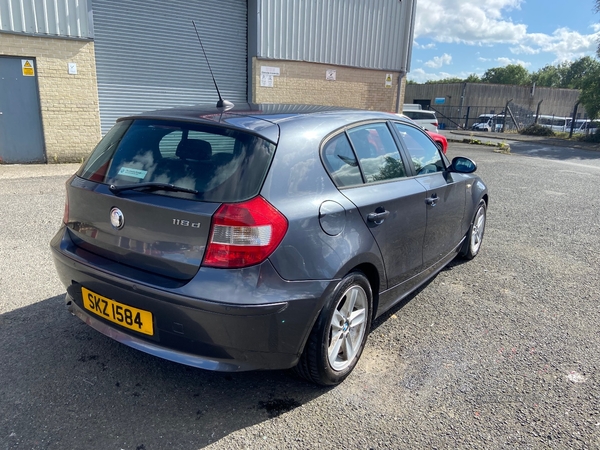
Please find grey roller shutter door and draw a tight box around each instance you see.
[92,0,248,133]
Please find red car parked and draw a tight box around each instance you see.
[396,114,447,154]
[426,131,448,154]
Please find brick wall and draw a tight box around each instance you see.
[0,33,101,163]
[253,58,406,112]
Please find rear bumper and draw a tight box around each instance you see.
[51,227,334,372]
[67,298,257,371]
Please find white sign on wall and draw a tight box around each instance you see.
[260,66,280,87]
[260,74,274,88]
[385,73,393,88]
[261,66,280,76]
[326,69,337,81]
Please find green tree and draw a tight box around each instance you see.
[531,64,565,87]
[597,0,600,56]
[579,63,600,119]
[580,0,600,118]
[464,73,482,83]
[563,56,600,89]
[481,64,531,85]
[425,77,464,84]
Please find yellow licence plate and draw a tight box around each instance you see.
[81,287,154,336]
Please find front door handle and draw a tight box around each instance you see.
[425,194,438,206]
[367,209,390,224]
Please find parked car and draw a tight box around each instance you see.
[535,115,569,133]
[396,114,447,154]
[472,114,504,132]
[51,103,488,386]
[426,130,448,154]
[402,109,439,132]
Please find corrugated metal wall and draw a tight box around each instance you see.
[0,0,91,38]
[91,0,248,133]
[255,0,415,71]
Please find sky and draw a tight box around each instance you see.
[408,0,600,83]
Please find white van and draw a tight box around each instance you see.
[472,114,504,132]
[402,109,439,132]
[536,115,569,132]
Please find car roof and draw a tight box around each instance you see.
[120,103,409,143]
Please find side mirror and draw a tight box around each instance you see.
[450,156,477,174]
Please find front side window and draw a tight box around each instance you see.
[78,119,276,202]
[394,123,445,175]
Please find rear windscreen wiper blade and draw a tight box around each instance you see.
[109,182,199,195]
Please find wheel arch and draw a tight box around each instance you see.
[348,262,381,321]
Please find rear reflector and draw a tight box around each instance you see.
[203,196,288,268]
[62,187,70,224]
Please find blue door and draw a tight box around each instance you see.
[0,56,45,163]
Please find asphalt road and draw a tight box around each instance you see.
[1,141,599,449]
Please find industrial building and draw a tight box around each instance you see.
[405,82,584,130]
[0,0,416,163]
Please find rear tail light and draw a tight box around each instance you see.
[432,122,439,127]
[203,196,288,269]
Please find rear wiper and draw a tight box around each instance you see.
[109,182,198,195]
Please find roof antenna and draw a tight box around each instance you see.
[192,20,234,109]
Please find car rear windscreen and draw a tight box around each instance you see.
[77,119,276,203]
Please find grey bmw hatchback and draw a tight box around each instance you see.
[51,103,488,385]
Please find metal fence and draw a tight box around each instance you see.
[428,101,584,134]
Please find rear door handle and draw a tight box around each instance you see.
[367,209,390,223]
[425,194,438,206]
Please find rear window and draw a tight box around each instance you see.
[77,119,276,202]
[403,110,437,121]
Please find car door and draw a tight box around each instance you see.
[392,122,466,270]
[322,122,427,293]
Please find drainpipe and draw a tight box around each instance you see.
[395,70,406,113]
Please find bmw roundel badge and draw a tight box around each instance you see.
[110,207,125,230]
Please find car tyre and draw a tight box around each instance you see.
[460,199,486,260]
[294,272,372,386]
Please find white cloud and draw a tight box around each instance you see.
[496,57,531,67]
[414,0,527,44]
[509,44,540,55]
[407,68,484,84]
[414,0,600,63]
[424,53,452,69]
[527,28,600,62]
[414,41,437,50]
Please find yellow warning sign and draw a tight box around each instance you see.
[385,73,393,88]
[22,59,35,77]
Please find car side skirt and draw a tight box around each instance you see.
[375,239,463,318]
